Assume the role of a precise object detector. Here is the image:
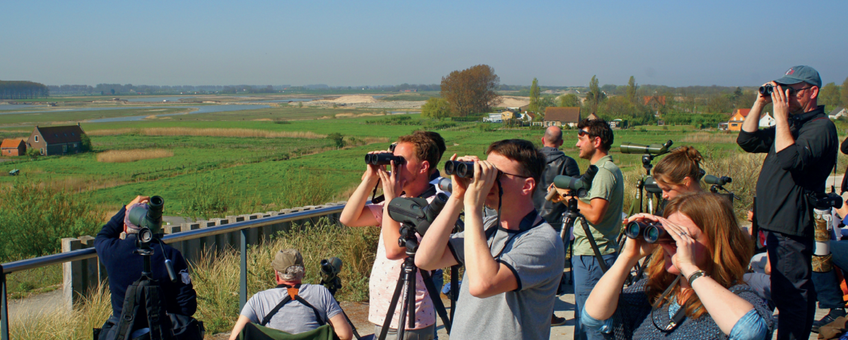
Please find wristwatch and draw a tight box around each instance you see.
[687,270,708,286]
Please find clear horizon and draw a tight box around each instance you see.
[2,0,847,88]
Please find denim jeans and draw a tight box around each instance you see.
[573,254,617,340]
[813,241,848,309]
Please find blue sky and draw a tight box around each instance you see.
[2,0,846,88]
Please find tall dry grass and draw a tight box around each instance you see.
[10,283,112,340]
[96,149,174,163]
[680,131,739,144]
[88,127,326,139]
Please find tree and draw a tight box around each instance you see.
[327,133,345,148]
[842,76,848,108]
[528,78,540,112]
[26,148,40,160]
[626,76,637,103]
[421,97,451,119]
[558,94,580,107]
[440,64,501,117]
[585,75,606,116]
[537,95,555,115]
[80,134,92,152]
[819,82,841,110]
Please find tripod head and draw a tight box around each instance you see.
[387,193,455,255]
[704,175,741,202]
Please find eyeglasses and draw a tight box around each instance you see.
[498,170,531,179]
[786,86,813,96]
[577,129,595,138]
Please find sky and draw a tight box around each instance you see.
[2,0,847,88]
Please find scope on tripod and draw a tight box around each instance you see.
[321,257,342,277]
[387,192,451,240]
[551,165,599,198]
[365,153,405,166]
[643,177,662,194]
[809,192,844,210]
[444,160,474,178]
[620,140,673,155]
[625,221,672,244]
[128,195,165,244]
[704,175,732,187]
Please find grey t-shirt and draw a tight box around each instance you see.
[447,214,565,340]
[240,283,343,334]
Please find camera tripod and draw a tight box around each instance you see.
[378,225,452,340]
[561,193,610,273]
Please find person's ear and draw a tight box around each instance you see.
[810,86,820,100]
[682,176,693,188]
[419,160,430,175]
[522,178,535,195]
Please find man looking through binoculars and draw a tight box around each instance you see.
[737,65,838,340]
[552,119,624,340]
[339,131,446,339]
[416,139,565,340]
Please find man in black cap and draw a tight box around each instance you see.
[737,65,838,339]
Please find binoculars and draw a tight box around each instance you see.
[625,221,673,244]
[444,160,475,178]
[364,153,405,166]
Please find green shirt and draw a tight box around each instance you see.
[573,155,624,256]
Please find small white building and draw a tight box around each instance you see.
[759,113,775,128]
[829,107,847,120]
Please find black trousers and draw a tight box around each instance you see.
[766,230,816,340]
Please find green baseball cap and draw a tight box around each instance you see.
[774,65,821,88]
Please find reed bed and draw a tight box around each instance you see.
[97,149,174,163]
[88,127,326,139]
[680,131,739,144]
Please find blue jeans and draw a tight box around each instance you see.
[573,254,617,340]
[813,241,848,309]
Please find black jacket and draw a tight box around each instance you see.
[95,207,198,317]
[737,106,838,237]
[532,146,580,229]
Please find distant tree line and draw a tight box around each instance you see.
[0,80,49,99]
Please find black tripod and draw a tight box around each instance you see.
[378,225,452,340]
[561,193,610,273]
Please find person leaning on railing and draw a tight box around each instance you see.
[582,192,774,339]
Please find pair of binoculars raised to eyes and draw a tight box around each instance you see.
[364,153,405,166]
[624,221,673,244]
[444,160,475,178]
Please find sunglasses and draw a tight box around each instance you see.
[577,129,596,138]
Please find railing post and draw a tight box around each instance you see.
[239,229,248,310]
[1,267,8,340]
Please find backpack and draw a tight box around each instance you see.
[534,150,579,226]
[94,277,204,340]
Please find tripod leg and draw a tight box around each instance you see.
[578,216,609,273]
[379,267,408,340]
[420,270,451,333]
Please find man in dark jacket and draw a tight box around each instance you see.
[533,125,580,231]
[532,125,579,327]
[95,196,198,330]
[737,65,838,340]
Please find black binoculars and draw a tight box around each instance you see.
[444,160,475,178]
[625,221,672,244]
[759,84,797,96]
[364,153,405,166]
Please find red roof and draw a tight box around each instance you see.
[1,139,24,148]
[643,96,666,106]
[733,108,752,117]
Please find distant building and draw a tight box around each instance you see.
[1,139,26,156]
[728,108,751,131]
[27,124,87,156]
[829,107,847,120]
[544,107,581,127]
[759,113,775,128]
[483,113,503,123]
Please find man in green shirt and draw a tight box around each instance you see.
[568,118,624,340]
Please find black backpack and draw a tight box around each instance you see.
[94,277,204,340]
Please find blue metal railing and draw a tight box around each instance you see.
[0,204,346,340]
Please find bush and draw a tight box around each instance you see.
[0,180,104,261]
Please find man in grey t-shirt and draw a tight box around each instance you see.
[416,139,565,340]
[228,249,353,340]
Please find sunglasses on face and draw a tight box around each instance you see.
[578,129,596,138]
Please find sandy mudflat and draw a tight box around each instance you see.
[498,96,530,108]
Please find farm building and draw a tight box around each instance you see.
[1,139,26,156]
[27,124,87,156]
[544,107,581,127]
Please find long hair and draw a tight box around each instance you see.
[644,192,752,319]
[652,146,703,187]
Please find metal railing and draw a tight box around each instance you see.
[0,204,346,340]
